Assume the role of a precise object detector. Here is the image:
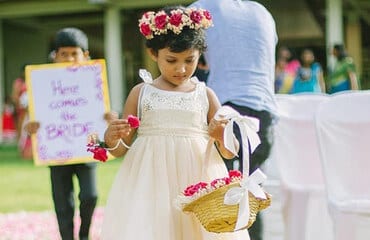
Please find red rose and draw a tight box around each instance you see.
[190,10,203,24]
[154,14,168,29]
[127,115,140,128]
[183,182,208,196]
[194,182,208,189]
[229,170,242,179]
[87,146,108,162]
[202,10,212,20]
[169,13,183,27]
[140,23,151,37]
[210,177,231,188]
[183,185,197,196]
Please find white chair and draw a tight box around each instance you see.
[272,93,333,240]
[315,90,370,240]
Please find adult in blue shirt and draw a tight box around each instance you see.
[189,1,278,239]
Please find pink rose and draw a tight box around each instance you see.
[140,23,151,37]
[190,10,203,24]
[169,13,183,27]
[154,14,168,29]
[127,115,140,128]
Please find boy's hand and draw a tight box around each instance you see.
[24,121,40,134]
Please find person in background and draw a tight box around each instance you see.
[193,54,210,83]
[25,27,109,240]
[327,44,359,94]
[11,64,32,159]
[1,95,17,144]
[290,48,325,93]
[274,46,300,94]
[189,1,278,239]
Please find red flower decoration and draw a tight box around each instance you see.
[140,23,151,37]
[87,145,108,162]
[190,10,203,24]
[154,14,168,29]
[138,8,213,39]
[86,133,108,162]
[169,13,183,27]
[127,115,140,128]
[202,10,212,20]
[183,182,208,196]
[210,177,231,188]
[229,170,242,179]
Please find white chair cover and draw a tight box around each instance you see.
[315,90,370,239]
[272,93,333,240]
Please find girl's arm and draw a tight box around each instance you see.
[103,83,144,157]
[206,87,238,159]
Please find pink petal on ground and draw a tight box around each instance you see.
[0,207,105,240]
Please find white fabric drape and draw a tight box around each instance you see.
[315,90,370,240]
[272,93,333,240]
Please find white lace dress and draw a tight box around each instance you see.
[100,78,250,240]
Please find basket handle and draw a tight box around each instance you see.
[203,106,261,179]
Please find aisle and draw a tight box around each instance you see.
[1,204,285,240]
[0,207,104,240]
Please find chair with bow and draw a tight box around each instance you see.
[272,93,333,240]
[315,90,370,239]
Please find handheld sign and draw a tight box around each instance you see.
[25,59,111,166]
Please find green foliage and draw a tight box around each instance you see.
[0,144,122,213]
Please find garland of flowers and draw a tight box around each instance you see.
[138,8,213,39]
[86,115,140,162]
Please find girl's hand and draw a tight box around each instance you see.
[208,118,228,141]
[208,117,237,159]
[104,119,132,144]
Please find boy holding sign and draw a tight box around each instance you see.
[26,28,114,240]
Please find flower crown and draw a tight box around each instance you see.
[138,8,213,39]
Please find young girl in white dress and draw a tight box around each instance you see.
[100,5,250,240]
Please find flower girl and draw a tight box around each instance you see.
[100,6,250,240]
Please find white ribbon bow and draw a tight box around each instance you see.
[139,69,153,83]
[213,106,266,231]
[214,106,261,163]
[224,169,267,230]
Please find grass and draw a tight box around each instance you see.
[0,144,122,213]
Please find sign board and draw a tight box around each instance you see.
[25,59,111,166]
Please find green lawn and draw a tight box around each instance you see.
[0,144,122,213]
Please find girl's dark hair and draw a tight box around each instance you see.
[145,6,207,54]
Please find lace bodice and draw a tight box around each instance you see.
[137,78,209,137]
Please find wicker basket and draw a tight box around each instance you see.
[182,182,271,233]
[182,108,271,233]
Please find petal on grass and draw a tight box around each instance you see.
[0,207,104,240]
